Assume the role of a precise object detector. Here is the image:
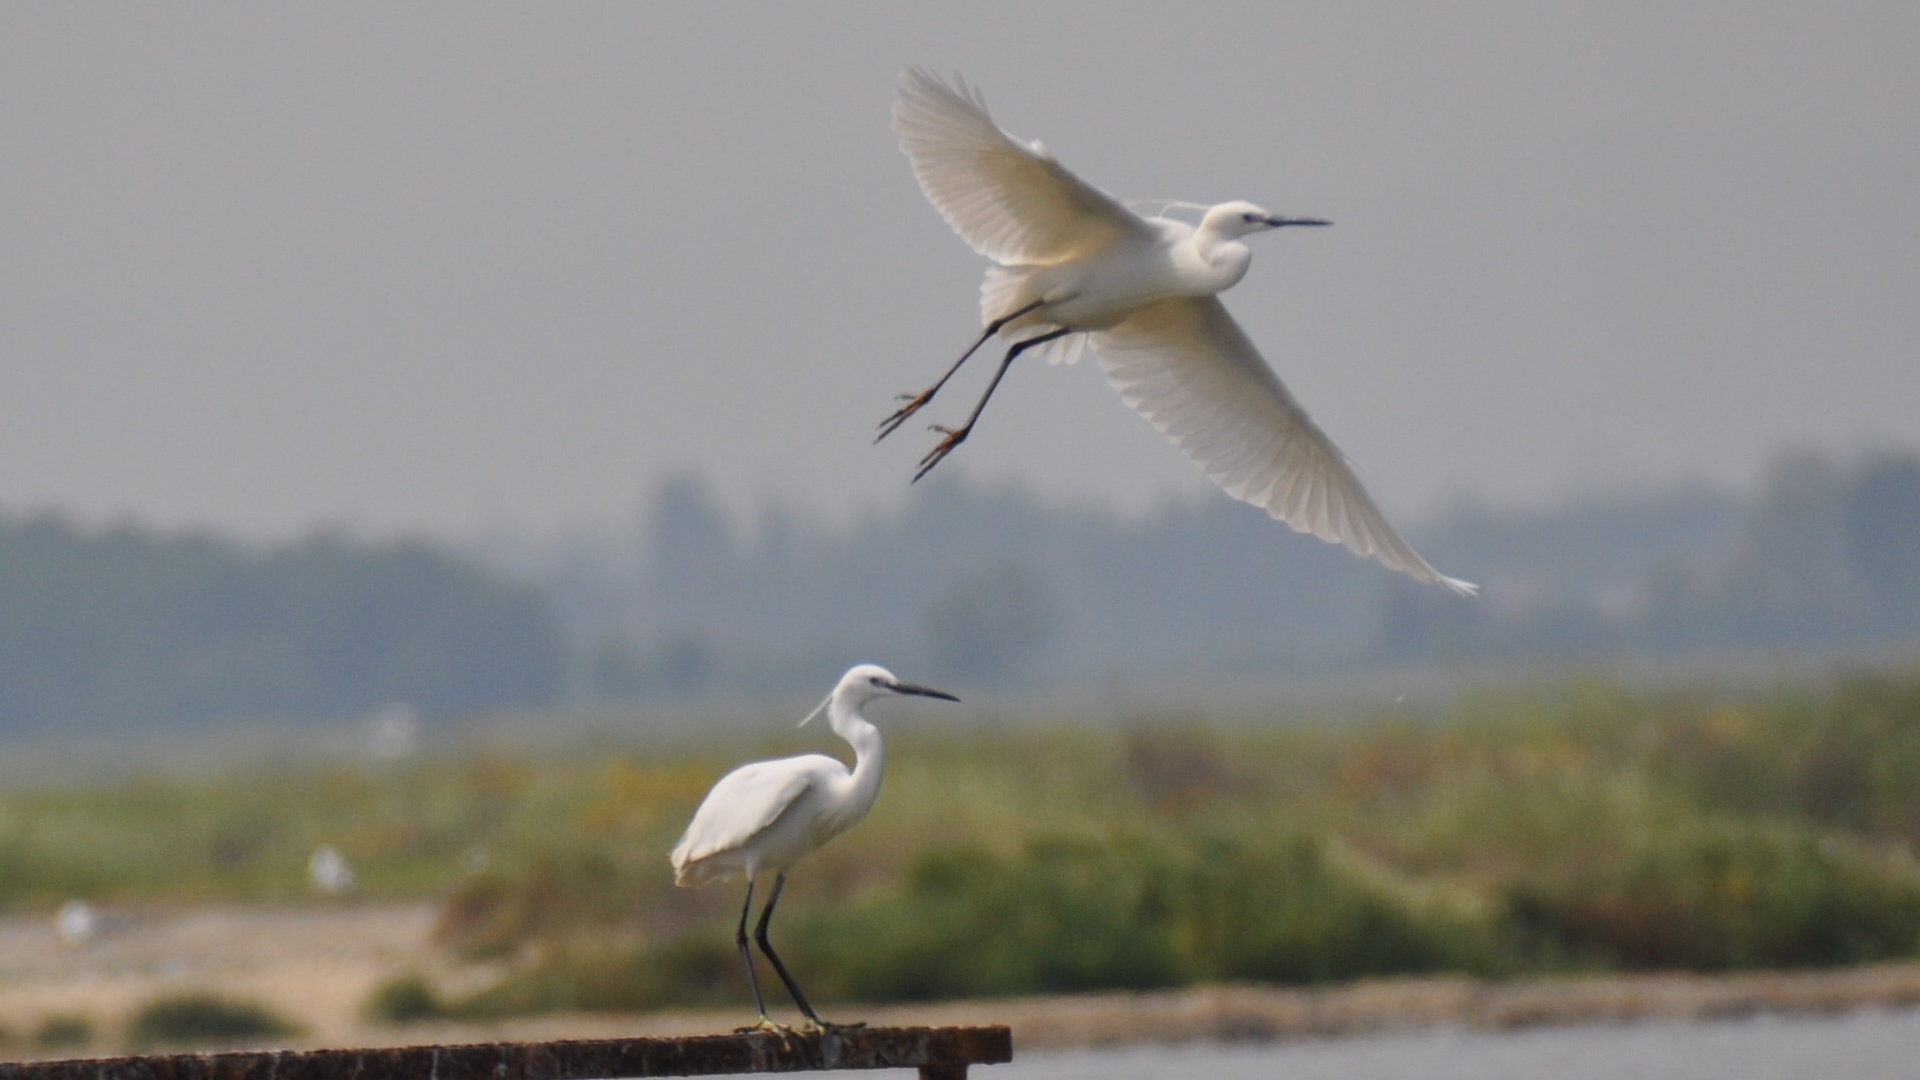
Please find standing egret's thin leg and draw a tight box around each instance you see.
[913,327,1072,482]
[754,872,846,1030]
[731,879,779,1032]
[876,300,1046,442]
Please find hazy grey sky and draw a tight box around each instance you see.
[2,3,1915,540]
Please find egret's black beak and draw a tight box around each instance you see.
[1268,216,1330,227]
[889,680,960,703]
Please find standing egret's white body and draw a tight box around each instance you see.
[670,663,959,1030]
[882,69,1476,596]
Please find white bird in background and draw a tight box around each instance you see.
[308,844,357,896]
[670,663,960,1031]
[881,69,1477,596]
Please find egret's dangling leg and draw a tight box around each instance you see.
[876,299,1046,442]
[913,327,1072,482]
[731,879,783,1033]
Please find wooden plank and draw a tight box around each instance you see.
[0,1027,1013,1080]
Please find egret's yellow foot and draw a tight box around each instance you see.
[802,1018,866,1035]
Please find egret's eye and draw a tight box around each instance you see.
[869,676,883,686]
[1242,212,1259,223]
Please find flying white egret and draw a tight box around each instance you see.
[882,68,1476,596]
[670,663,960,1031]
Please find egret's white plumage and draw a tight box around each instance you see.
[886,68,1476,596]
[893,72,1154,267]
[670,757,834,887]
[669,663,959,1029]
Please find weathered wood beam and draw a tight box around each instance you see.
[0,1026,1013,1080]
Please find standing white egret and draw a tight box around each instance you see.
[882,68,1476,595]
[670,663,960,1031]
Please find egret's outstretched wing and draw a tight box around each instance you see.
[670,756,837,875]
[1092,297,1478,595]
[894,68,1153,266]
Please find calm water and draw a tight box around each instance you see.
[914,1008,1920,1080]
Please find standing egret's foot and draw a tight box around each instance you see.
[876,392,934,443]
[735,1016,796,1035]
[802,1018,867,1035]
[913,425,970,482]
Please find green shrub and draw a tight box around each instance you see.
[362,975,443,1023]
[450,830,1502,1013]
[33,1013,93,1050]
[127,993,297,1048]
[1507,821,1920,970]
[794,831,1502,1001]
[1167,832,1499,983]
[796,837,1185,1000]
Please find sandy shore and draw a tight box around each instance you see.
[5,901,1920,1057]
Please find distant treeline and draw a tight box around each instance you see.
[1393,449,1920,660]
[511,448,1920,699]
[0,517,563,732]
[5,445,1914,731]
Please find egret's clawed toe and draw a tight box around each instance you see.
[874,394,931,443]
[803,1018,867,1035]
[912,426,969,482]
[735,1016,797,1037]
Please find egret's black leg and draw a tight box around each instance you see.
[754,871,849,1030]
[913,327,1072,482]
[731,879,777,1031]
[876,299,1046,443]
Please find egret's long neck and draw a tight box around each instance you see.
[828,698,886,814]
[1186,222,1253,293]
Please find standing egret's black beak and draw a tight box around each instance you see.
[888,680,960,703]
[1267,216,1330,227]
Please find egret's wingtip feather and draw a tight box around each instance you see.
[1089,296,1472,595]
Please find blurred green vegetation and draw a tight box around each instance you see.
[126,994,297,1048]
[8,667,1920,1013]
[0,753,574,904]
[32,1014,94,1050]
[361,974,445,1024]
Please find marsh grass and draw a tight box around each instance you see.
[6,668,1920,1011]
[436,669,1920,1012]
[790,830,1504,1002]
